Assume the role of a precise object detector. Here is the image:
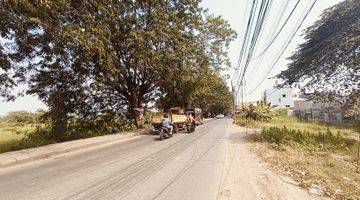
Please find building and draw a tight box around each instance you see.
[263,88,345,124]
[263,88,300,109]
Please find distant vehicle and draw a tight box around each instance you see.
[185,108,203,125]
[216,114,225,119]
[226,112,233,118]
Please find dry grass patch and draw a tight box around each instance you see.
[246,134,360,200]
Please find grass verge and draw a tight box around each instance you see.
[238,113,360,199]
[0,118,138,154]
[0,124,55,153]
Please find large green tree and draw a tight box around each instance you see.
[157,67,233,115]
[156,15,236,113]
[190,73,233,115]
[0,1,98,139]
[277,0,359,114]
[0,0,236,138]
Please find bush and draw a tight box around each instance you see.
[257,126,357,150]
[240,101,273,122]
[235,115,258,127]
[273,109,288,117]
[2,111,44,124]
[0,116,137,153]
[62,115,137,141]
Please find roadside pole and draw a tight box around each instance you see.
[232,83,236,124]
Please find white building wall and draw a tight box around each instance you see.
[264,88,298,109]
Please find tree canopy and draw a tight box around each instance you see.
[277,0,359,112]
[0,0,235,138]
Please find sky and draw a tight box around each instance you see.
[201,0,344,103]
[0,0,344,116]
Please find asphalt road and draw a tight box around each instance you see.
[0,119,231,200]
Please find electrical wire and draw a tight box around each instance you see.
[246,0,317,95]
[246,0,291,80]
[235,0,272,94]
[252,0,301,59]
[239,0,272,83]
[232,0,258,82]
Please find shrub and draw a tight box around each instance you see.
[235,116,258,127]
[241,101,273,122]
[0,116,137,153]
[273,109,288,117]
[2,111,44,124]
[63,116,137,141]
[257,126,357,150]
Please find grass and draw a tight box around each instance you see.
[0,118,138,154]
[236,112,360,199]
[236,113,359,140]
[256,126,357,150]
[0,123,34,143]
[250,142,360,199]
[0,123,56,153]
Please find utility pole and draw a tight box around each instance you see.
[231,82,236,124]
[240,81,245,108]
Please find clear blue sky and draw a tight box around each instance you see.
[0,0,343,115]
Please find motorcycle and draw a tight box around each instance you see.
[186,121,196,133]
[159,126,174,140]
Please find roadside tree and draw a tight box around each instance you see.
[0,1,236,138]
[277,0,359,115]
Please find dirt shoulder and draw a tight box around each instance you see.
[218,125,325,200]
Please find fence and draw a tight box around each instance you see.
[294,101,344,124]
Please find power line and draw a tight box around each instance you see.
[235,0,272,94]
[246,0,291,81]
[252,0,301,59]
[246,0,317,95]
[232,0,258,82]
[239,0,272,84]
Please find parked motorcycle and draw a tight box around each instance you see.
[159,126,173,140]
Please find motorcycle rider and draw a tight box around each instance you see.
[162,114,173,133]
[186,113,196,132]
[187,113,195,124]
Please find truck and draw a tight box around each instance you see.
[185,108,203,125]
[151,107,188,133]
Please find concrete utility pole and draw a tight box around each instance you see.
[231,82,236,124]
[240,81,246,108]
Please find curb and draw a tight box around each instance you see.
[0,128,152,168]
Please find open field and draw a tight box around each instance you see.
[236,114,360,199]
[0,124,39,153]
[249,140,360,200]
[0,124,33,142]
[236,114,359,141]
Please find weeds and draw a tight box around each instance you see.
[0,117,137,153]
[241,101,273,122]
[256,126,357,151]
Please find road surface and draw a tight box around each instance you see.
[0,119,231,200]
[0,119,318,200]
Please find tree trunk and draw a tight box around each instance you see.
[130,90,144,129]
[52,117,67,141]
[49,90,68,141]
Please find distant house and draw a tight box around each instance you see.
[263,88,300,109]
